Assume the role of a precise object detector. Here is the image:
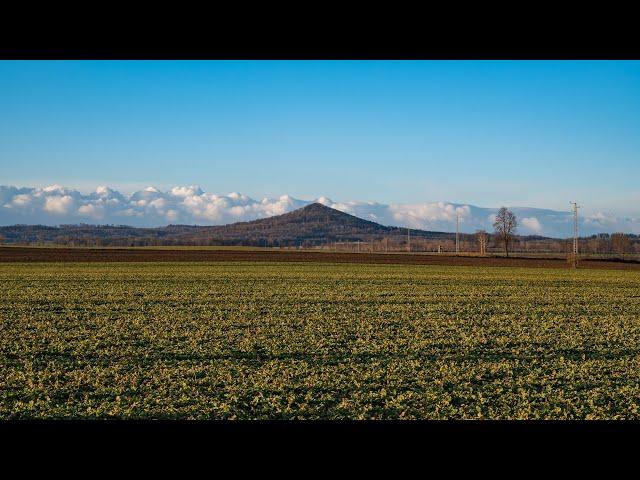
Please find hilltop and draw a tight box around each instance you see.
[182,203,450,245]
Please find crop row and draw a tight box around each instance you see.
[1,262,639,419]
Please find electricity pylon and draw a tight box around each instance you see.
[570,201,579,268]
[455,211,460,255]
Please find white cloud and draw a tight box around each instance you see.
[77,204,104,219]
[42,184,68,194]
[170,185,203,197]
[521,217,543,234]
[43,195,75,215]
[166,209,179,222]
[0,184,638,236]
[95,185,110,196]
[12,194,32,207]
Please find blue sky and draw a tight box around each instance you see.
[1,60,639,215]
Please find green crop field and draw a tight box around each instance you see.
[2,262,639,419]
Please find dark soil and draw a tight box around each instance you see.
[1,247,639,270]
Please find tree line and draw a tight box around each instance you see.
[0,207,638,256]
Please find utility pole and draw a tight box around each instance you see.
[455,211,460,255]
[570,201,579,268]
[407,228,411,253]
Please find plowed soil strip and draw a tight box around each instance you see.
[1,246,639,270]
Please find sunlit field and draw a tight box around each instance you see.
[2,262,639,419]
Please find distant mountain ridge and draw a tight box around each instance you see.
[2,184,639,236]
[0,203,463,247]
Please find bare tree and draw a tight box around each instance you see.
[493,207,517,257]
[611,233,631,256]
[475,229,488,255]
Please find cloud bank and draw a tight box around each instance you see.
[1,184,638,237]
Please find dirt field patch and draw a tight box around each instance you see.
[1,246,639,270]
